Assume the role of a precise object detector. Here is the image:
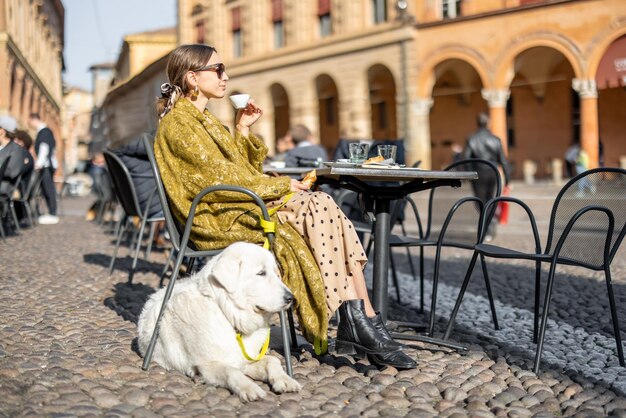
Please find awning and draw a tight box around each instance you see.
[596,35,626,89]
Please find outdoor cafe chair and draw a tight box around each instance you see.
[388,159,502,336]
[15,168,42,228]
[140,135,296,377]
[443,167,626,373]
[0,172,23,234]
[103,150,165,285]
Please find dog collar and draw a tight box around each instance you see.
[236,329,270,361]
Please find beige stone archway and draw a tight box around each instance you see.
[505,46,578,178]
[585,19,626,80]
[491,33,584,165]
[417,46,491,98]
[367,64,397,140]
[315,74,340,154]
[427,58,487,170]
[270,83,290,149]
[412,48,490,169]
[586,24,626,168]
[493,32,584,87]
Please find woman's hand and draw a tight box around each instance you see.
[290,179,309,192]
[235,100,263,136]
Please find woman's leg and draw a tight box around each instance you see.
[350,267,376,317]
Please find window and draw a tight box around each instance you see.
[377,102,388,130]
[318,0,332,37]
[195,19,205,44]
[325,97,336,125]
[372,0,387,24]
[232,7,243,57]
[271,0,284,48]
[571,89,581,144]
[442,0,462,19]
[506,97,515,148]
[274,21,284,49]
[233,30,243,57]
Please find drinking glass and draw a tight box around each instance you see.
[349,142,370,163]
[377,145,397,162]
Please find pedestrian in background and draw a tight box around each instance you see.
[28,113,59,225]
[284,124,327,168]
[463,112,510,240]
[564,140,580,178]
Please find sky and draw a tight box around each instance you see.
[62,0,177,91]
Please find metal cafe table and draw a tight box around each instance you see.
[262,165,311,176]
[315,164,477,349]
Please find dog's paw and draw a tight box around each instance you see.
[271,375,302,393]
[236,381,267,402]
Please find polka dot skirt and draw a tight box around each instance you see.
[273,191,367,318]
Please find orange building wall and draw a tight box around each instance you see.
[598,87,626,167]
[429,91,487,170]
[509,79,574,178]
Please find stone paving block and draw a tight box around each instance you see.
[1,193,626,415]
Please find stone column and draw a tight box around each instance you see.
[0,51,14,113]
[10,66,25,117]
[20,77,34,123]
[481,88,510,155]
[292,89,318,139]
[407,98,433,168]
[572,78,599,169]
[30,88,41,116]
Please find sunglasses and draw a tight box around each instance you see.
[193,63,226,79]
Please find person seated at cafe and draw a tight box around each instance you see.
[0,116,32,197]
[272,133,295,162]
[12,129,35,198]
[154,44,416,369]
[284,124,328,168]
[112,132,166,246]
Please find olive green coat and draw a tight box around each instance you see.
[155,98,327,344]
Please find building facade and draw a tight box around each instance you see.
[101,28,176,148]
[61,86,93,173]
[178,0,626,177]
[0,0,64,164]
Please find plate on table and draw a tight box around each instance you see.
[324,161,359,168]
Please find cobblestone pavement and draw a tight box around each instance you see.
[1,182,625,417]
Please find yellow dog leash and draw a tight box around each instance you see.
[260,192,294,250]
[237,329,271,361]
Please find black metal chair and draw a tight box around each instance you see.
[444,167,626,373]
[0,156,11,240]
[389,159,502,336]
[15,169,42,228]
[140,135,296,377]
[0,172,23,234]
[103,150,164,284]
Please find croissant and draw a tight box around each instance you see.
[302,169,317,189]
[364,155,385,165]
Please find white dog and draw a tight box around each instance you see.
[137,242,301,401]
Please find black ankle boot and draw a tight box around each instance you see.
[336,300,416,370]
[370,313,404,350]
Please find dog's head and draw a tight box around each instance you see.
[201,242,293,331]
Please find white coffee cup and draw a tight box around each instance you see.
[229,94,250,109]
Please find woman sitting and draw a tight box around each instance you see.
[153,44,415,370]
